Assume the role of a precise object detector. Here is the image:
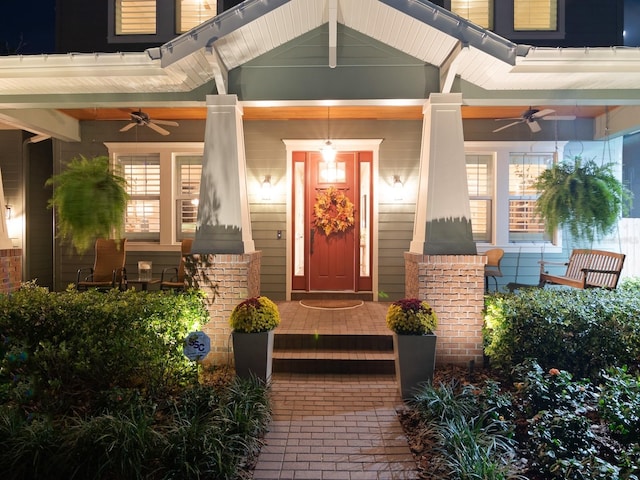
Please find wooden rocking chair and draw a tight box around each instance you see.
[76,238,127,291]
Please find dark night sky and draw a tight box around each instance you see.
[0,0,56,54]
[0,0,639,54]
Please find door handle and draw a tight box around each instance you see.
[310,228,315,255]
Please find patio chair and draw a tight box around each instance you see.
[160,238,193,291]
[76,238,127,291]
[484,248,504,292]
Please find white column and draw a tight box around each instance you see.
[409,93,476,255]
[193,94,255,254]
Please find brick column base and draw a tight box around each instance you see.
[0,248,22,294]
[188,251,261,366]
[404,252,486,367]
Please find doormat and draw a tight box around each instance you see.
[299,299,364,310]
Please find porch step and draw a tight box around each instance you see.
[272,332,395,374]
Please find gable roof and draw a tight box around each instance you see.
[1,0,640,140]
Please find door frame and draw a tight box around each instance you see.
[283,139,383,301]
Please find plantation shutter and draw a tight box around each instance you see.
[451,0,493,29]
[175,155,202,239]
[514,0,557,31]
[508,153,552,242]
[119,154,161,241]
[466,155,493,242]
[115,0,157,35]
[176,0,217,33]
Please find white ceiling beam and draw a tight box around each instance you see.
[207,46,229,95]
[0,109,80,142]
[328,0,338,68]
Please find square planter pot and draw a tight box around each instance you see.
[232,330,274,383]
[393,333,437,400]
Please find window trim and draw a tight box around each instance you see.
[105,142,203,251]
[465,141,564,254]
[108,0,177,44]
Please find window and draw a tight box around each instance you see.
[120,154,161,241]
[514,0,557,31]
[115,0,157,35]
[466,154,494,242]
[508,153,552,242]
[177,0,217,33]
[176,155,202,239]
[106,143,203,245]
[450,0,493,29]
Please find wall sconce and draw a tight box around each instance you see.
[5,205,11,220]
[393,176,404,201]
[261,175,272,201]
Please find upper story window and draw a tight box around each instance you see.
[106,143,203,246]
[514,0,557,31]
[116,0,157,35]
[177,0,217,33]
[450,0,493,29]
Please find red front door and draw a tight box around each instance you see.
[307,152,357,290]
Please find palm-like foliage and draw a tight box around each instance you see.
[534,157,631,243]
[46,155,129,253]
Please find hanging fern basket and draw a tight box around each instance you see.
[533,157,632,243]
[46,155,129,254]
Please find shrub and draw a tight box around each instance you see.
[0,285,209,415]
[483,288,640,379]
[599,366,640,442]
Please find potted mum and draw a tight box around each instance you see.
[386,298,438,399]
[229,296,281,382]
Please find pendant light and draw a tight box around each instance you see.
[321,106,336,162]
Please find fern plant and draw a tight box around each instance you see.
[46,155,129,253]
[533,157,632,243]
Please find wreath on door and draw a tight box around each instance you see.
[313,186,355,236]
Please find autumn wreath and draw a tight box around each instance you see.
[313,186,355,236]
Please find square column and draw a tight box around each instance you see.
[405,252,485,367]
[187,251,261,366]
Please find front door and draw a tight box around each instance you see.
[291,150,372,292]
[308,151,356,290]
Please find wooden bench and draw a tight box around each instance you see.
[539,249,625,289]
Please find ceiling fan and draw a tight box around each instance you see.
[120,110,179,136]
[492,108,576,133]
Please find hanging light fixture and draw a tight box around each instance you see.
[393,176,404,201]
[321,106,336,162]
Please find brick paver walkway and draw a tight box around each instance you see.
[252,301,419,479]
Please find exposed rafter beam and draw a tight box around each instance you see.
[328,0,338,68]
[0,109,80,142]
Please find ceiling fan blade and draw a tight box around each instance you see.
[120,123,137,132]
[152,119,179,127]
[542,115,577,121]
[532,109,556,119]
[493,121,522,133]
[147,122,171,136]
[528,121,542,133]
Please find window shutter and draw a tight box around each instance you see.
[116,0,157,35]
